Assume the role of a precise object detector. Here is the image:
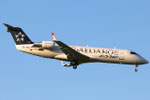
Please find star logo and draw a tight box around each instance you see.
[15,32,25,42]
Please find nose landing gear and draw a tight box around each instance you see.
[135,65,138,72]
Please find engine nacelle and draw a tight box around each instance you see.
[42,41,54,49]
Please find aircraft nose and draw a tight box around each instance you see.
[136,56,149,65]
[143,59,149,64]
[140,58,149,64]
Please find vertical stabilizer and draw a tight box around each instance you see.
[3,23,33,45]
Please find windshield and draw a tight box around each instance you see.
[130,51,139,55]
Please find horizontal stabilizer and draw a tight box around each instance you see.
[3,23,20,32]
[4,23,33,45]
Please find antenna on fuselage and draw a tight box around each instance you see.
[113,41,117,49]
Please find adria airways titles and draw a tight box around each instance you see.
[4,23,148,72]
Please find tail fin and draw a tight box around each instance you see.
[3,23,33,45]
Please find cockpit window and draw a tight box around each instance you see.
[130,51,139,55]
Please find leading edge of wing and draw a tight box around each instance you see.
[51,33,94,63]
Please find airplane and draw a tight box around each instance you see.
[3,23,148,72]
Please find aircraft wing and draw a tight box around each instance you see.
[51,33,94,63]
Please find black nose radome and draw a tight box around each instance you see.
[144,60,149,64]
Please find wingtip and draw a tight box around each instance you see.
[51,32,54,36]
[51,32,57,41]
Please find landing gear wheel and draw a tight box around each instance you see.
[73,65,77,69]
[135,65,138,72]
[135,68,138,72]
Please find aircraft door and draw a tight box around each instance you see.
[119,50,125,60]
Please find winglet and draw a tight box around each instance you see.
[51,33,57,41]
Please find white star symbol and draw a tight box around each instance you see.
[15,32,25,42]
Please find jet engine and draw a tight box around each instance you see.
[42,41,54,49]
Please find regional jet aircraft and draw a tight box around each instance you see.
[4,23,148,72]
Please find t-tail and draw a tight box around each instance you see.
[3,23,33,45]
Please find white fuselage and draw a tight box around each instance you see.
[4,23,148,71]
[16,43,147,65]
